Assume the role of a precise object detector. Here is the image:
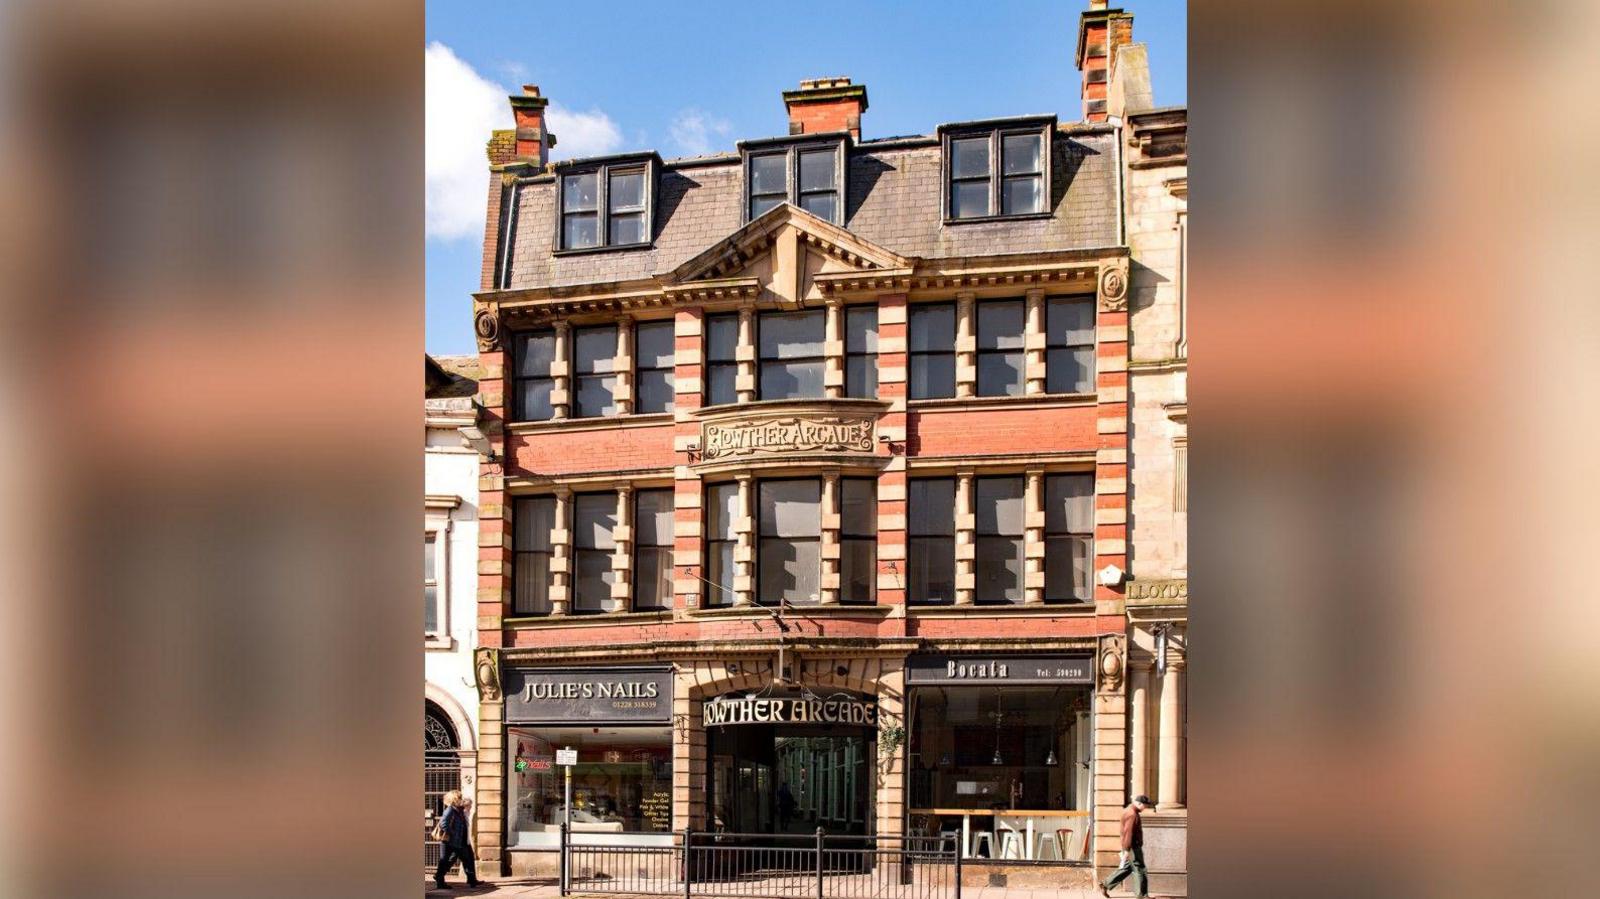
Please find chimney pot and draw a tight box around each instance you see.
[522,84,541,97]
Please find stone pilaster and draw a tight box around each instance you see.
[1023,469,1046,604]
[1024,288,1047,394]
[819,472,841,604]
[671,670,707,829]
[874,659,906,838]
[1157,653,1186,811]
[475,694,506,869]
[954,291,976,398]
[610,483,634,613]
[875,296,909,614]
[1129,656,1153,801]
[1093,634,1128,873]
[954,469,975,605]
[613,315,635,415]
[550,321,571,420]
[733,473,755,606]
[549,486,572,615]
[823,297,845,399]
[736,303,757,403]
[672,309,705,611]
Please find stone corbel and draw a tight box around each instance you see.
[1097,633,1126,694]
[1097,262,1129,313]
[474,647,502,702]
[474,302,503,352]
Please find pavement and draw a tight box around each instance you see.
[424,878,1153,899]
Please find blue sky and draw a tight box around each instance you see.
[426,1,1187,355]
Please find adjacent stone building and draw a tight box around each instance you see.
[463,3,1185,891]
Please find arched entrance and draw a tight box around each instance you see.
[425,700,462,869]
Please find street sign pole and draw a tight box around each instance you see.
[562,746,574,833]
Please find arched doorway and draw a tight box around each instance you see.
[425,700,462,869]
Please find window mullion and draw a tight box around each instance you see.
[597,166,609,247]
[990,131,1001,219]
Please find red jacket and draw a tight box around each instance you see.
[1119,804,1143,851]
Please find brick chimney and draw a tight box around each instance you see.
[782,77,868,140]
[509,84,557,167]
[1075,2,1135,122]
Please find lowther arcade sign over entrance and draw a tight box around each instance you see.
[703,695,878,727]
[702,415,874,461]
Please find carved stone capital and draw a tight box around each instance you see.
[1097,263,1129,312]
[474,303,503,352]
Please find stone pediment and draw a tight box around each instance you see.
[664,204,912,307]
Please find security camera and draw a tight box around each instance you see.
[1098,564,1125,587]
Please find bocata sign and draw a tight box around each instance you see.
[704,695,877,727]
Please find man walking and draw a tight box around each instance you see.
[1100,794,1152,897]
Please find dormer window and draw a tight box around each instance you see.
[742,137,845,224]
[940,117,1054,222]
[555,153,659,252]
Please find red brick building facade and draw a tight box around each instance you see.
[465,4,1184,891]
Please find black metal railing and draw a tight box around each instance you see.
[560,827,960,899]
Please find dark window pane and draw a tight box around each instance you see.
[707,483,739,540]
[706,542,735,607]
[608,171,644,210]
[1045,474,1094,533]
[845,355,877,399]
[909,353,955,399]
[637,369,674,413]
[951,137,990,179]
[609,212,645,245]
[977,301,1025,351]
[750,195,783,218]
[1045,534,1092,602]
[636,321,675,368]
[759,538,821,605]
[520,378,554,420]
[977,351,1025,396]
[575,326,618,374]
[846,307,878,353]
[563,213,598,249]
[761,360,824,399]
[908,479,956,536]
[759,480,821,537]
[517,332,556,377]
[840,478,876,536]
[1001,175,1042,215]
[513,552,551,615]
[575,374,618,417]
[634,546,673,610]
[751,153,786,195]
[1047,298,1096,345]
[1046,347,1095,394]
[909,305,955,352]
[975,536,1025,604]
[425,583,438,632]
[563,172,598,211]
[572,551,614,613]
[706,364,737,405]
[574,494,617,550]
[759,311,824,359]
[514,498,555,551]
[975,477,1025,535]
[840,539,875,604]
[1002,133,1043,175]
[424,533,437,582]
[951,181,990,219]
[635,489,674,546]
[706,315,738,361]
[799,193,836,222]
[908,537,956,604]
[799,149,836,191]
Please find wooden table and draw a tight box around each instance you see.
[910,808,1093,859]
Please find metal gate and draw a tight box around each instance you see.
[425,750,463,869]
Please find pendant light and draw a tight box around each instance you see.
[990,688,1004,766]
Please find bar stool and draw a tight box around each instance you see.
[1034,830,1062,861]
[939,829,964,857]
[1058,828,1079,861]
[971,830,996,858]
[998,829,1025,860]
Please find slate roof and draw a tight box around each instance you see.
[503,127,1119,291]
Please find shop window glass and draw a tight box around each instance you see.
[513,496,555,616]
[845,305,878,399]
[509,727,673,848]
[634,320,676,414]
[633,489,674,611]
[1045,298,1095,394]
[705,313,739,406]
[758,479,821,605]
[1045,474,1094,603]
[759,310,825,400]
[974,476,1025,604]
[574,325,619,418]
[909,304,956,399]
[572,493,617,613]
[908,478,956,604]
[705,482,738,607]
[840,478,877,604]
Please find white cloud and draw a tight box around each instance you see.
[668,109,733,157]
[425,42,624,241]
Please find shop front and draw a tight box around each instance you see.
[503,666,676,872]
[905,654,1096,867]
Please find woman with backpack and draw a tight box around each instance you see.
[433,790,482,890]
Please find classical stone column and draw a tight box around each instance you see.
[1157,653,1186,811]
[1129,656,1153,801]
[733,473,755,606]
[955,291,976,398]
[610,484,634,613]
[614,315,635,416]
[819,472,841,604]
[549,486,572,615]
[1023,469,1045,604]
[1024,288,1047,395]
[551,321,572,420]
[954,470,975,605]
[736,304,757,403]
[823,298,845,399]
